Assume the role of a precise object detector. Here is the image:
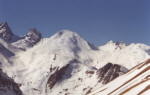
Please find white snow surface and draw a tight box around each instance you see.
[1,30,150,95]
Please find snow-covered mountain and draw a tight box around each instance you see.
[0,23,149,95]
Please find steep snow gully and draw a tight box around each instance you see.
[0,22,150,95]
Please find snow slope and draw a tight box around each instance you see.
[89,59,150,95]
[0,26,149,95]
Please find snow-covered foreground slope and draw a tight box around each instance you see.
[0,23,150,95]
[89,59,150,95]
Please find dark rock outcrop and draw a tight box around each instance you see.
[0,22,19,43]
[47,59,79,89]
[0,22,14,42]
[0,69,22,95]
[97,63,128,84]
[47,65,70,89]
[24,28,41,46]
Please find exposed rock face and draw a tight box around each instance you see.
[24,28,42,46]
[46,59,79,90]
[47,64,70,89]
[0,69,22,95]
[0,22,14,42]
[11,28,42,50]
[97,63,128,84]
[47,66,68,89]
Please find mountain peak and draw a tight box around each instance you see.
[99,40,127,51]
[24,28,42,45]
[51,29,79,39]
[11,28,42,50]
[0,22,14,42]
[57,29,75,34]
[47,29,97,51]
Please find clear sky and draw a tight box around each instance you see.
[0,0,150,45]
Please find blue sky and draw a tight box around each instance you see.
[0,0,150,45]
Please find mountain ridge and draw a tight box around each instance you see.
[0,22,149,95]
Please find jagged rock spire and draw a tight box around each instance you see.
[24,28,42,45]
[0,22,14,42]
[11,28,42,50]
